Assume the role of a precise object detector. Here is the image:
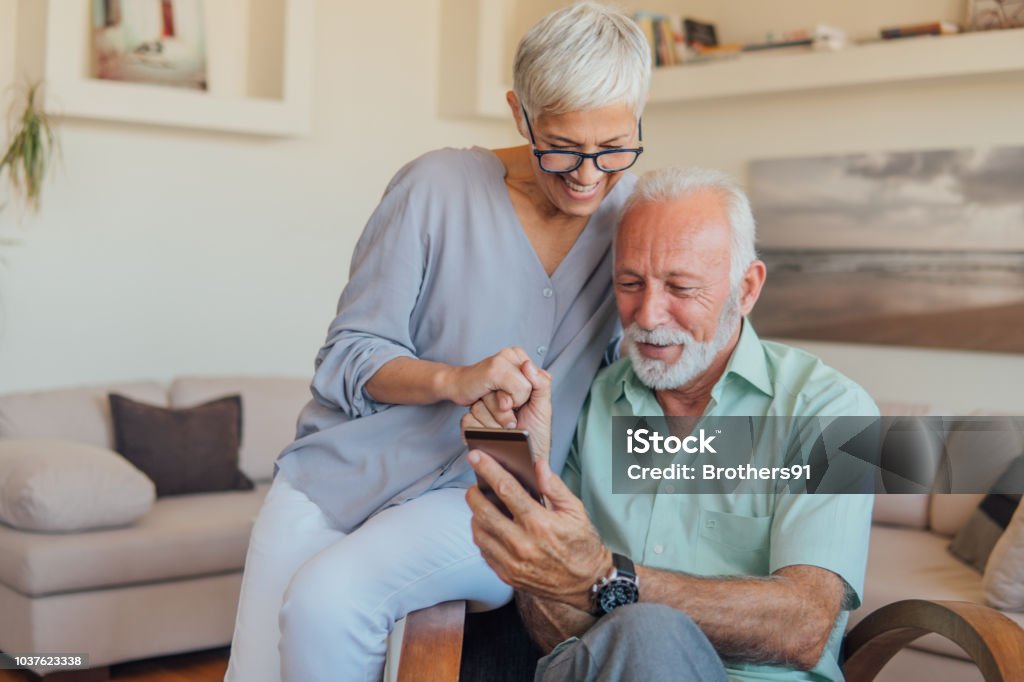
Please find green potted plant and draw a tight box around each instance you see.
[1,82,58,214]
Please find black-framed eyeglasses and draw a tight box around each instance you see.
[521,106,644,174]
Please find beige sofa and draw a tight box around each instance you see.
[854,403,1024,681]
[0,376,310,679]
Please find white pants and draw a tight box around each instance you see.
[225,474,512,682]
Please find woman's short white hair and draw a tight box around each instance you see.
[623,167,758,289]
[513,2,651,120]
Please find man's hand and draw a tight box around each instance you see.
[466,449,611,612]
[462,360,552,461]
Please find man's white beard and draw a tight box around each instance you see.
[625,292,742,391]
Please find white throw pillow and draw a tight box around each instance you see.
[0,438,155,532]
[983,501,1024,611]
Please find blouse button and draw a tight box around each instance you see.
[653,544,664,555]
[536,346,547,356]
[542,287,553,298]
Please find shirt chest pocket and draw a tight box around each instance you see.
[696,509,771,576]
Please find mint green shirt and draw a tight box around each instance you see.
[564,321,877,682]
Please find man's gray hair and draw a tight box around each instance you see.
[623,167,758,288]
[513,2,651,120]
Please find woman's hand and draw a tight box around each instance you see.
[463,360,553,462]
[445,347,534,417]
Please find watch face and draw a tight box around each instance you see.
[598,576,640,613]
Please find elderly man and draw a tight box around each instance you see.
[464,167,877,681]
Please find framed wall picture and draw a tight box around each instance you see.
[748,146,1024,353]
[966,0,1024,30]
[44,0,314,136]
[92,0,208,91]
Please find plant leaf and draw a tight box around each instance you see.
[1,80,57,212]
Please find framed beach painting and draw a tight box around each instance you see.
[748,146,1024,353]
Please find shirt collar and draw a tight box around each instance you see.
[616,318,774,410]
[713,318,774,400]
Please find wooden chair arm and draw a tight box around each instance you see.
[843,599,1024,682]
[396,600,467,682]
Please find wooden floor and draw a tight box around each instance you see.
[0,648,228,682]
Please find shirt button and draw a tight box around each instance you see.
[653,544,664,555]
[663,484,675,494]
[706,519,716,529]
[542,287,553,298]
[536,346,547,356]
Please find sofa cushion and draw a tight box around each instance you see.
[928,418,1024,536]
[0,439,155,532]
[948,456,1023,572]
[110,393,254,497]
[983,499,1024,610]
[871,494,929,529]
[0,383,166,449]
[949,494,1021,573]
[855,525,1024,661]
[169,377,309,482]
[0,482,268,597]
[929,494,986,537]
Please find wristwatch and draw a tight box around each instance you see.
[592,553,640,614]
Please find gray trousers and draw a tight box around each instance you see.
[535,603,728,682]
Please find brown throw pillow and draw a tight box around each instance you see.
[109,393,254,497]
[948,455,1023,572]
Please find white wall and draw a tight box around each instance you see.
[0,0,517,393]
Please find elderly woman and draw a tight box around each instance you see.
[225,4,651,681]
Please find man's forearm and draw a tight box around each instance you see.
[637,564,842,670]
[515,591,596,654]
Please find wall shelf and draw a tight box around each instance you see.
[648,28,1024,103]
[442,0,1024,118]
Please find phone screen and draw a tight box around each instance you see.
[464,427,543,517]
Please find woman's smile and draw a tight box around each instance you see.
[561,174,603,199]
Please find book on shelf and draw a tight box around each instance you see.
[633,12,688,67]
[683,18,718,48]
[879,21,960,39]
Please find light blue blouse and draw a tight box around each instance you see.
[277,147,637,532]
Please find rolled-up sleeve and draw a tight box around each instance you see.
[769,385,880,610]
[311,177,426,417]
[769,492,874,610]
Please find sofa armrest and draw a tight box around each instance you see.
[396,600,466,682]
[843,599,1024,682]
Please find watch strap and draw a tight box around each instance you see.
[611,552,636,579]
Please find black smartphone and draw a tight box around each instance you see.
[464,427,544,517]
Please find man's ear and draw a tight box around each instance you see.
[738,260,767,316]
[507,91,528,140]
